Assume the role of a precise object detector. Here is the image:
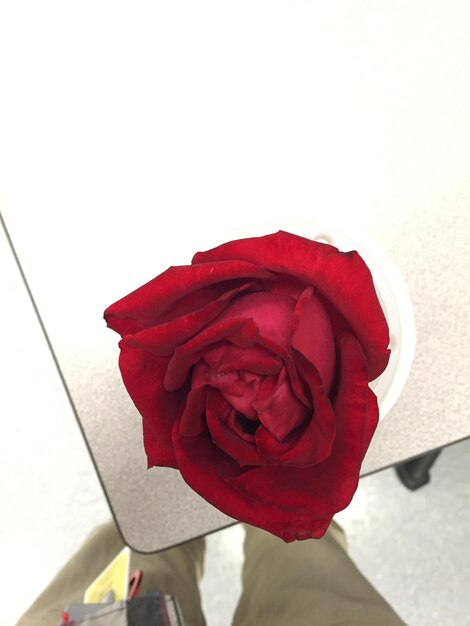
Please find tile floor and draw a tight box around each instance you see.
[2,223,470,626]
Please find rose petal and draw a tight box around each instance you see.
[230,462,332,513]
[205,389,267,466]
[119,282,257,357]
[179,383,207,437]
[173,428,331,541]
[201,291,311,414]
[268,274,308,300]
[164,318,260,392]
[254,359,335,466]
[192,343,285,422]
[226,410,259,442]
[211,371,262,420]
[253,368,309,441]
[291,286,336,392]
[192,230,390,380]
[192,230,337,276]
[203,342,282,377]
[255,335,311,410]
[314,331,379,510]
[118,343,181,468]
[104,260,275,336]
[206,369,247,398]
[293,350,336,442]
[216,292,296,351]
[173,330,375,541]
[195,359,259,418]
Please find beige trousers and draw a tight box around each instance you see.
[17,520,407,626]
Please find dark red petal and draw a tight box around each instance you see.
[203,342,282,377]
[229,464,335,524]
[172,428,332,541]
[193,230,390,380]
[118,344,181,469]
[268,274,308,300]
[293,350,336,443]
[164,318,260,391]
[172,330,376,540]
[254,359,335,467]
[193,345,281,421]
[179,383,207,436]
[196,360,259,418]
[119,282,255,357]
[314,251,390,381]
[255,335,311,410]
[205,389,267,466]
[253,368,309,441]
[202,290,311,413]
[200,332,311,416]
[226,410,258,442]
[291,286,336,392]
[192,230,337,274]
[104,260,275,336]
[314,331,379,510]
[209,370,261,420]
[216,292,296,351]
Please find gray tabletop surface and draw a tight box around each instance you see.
[2,1,470,552]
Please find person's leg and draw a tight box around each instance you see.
[232,521,407,626]
[16,520,206,626]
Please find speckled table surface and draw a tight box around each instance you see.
[3,0,470,553]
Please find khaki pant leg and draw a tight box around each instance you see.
[16,520,206,626]
[232,521,407,626]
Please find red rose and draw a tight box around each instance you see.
[104,231,389,541]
